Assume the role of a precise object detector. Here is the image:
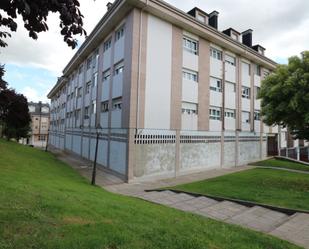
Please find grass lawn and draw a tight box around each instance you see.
[0,140,302,249]
[171,168,309,211]
[251,158,309,172]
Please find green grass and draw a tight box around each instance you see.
[171,168,309,211]
[0,140,301,249]
[252,158,309,172]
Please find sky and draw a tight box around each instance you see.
[1,0,309,103]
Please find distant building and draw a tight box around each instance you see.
[26,102,50,147]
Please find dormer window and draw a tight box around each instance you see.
[197,13,206,23]
[231,32,238,41]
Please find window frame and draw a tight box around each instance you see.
[183,36,199,55]
[209,106,222,120]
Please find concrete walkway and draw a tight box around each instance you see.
[51,148,309,249]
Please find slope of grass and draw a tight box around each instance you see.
[171,168,309,211]
[252,158,309,172]
[0,140,301,249]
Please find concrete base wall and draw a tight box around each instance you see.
[49,129,127,177]
[134,144,176,178]
[50,129,268,182]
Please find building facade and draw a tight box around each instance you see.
[23,102,50,148]
[48,0,288,182]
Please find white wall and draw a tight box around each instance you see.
[210,91,222,107]
[183,51,198,71]
[225,64,236,83]
[102,81,110,101]
[144,15,172,129]
[210,58,222,78]
[209,120,222,131]
[111,110,122,128]
[182,114,198,130]
[182,80,198,103]
[114,36,125,64]
[112,74,123,98]
[103,49,111,71]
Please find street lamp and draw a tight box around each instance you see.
[91,124,101,185]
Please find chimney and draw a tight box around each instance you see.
[209,11,219,29]
[242,29,253,47]
[106,2,113,10]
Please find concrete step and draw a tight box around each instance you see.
[194,201,249,221]
[270,213,309,249]
[228,206,289,233]
[170,196,219,212]
[142,191,194,205]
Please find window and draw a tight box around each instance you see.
[182,69,198,82]
[86,82,91,94]
[181,102,198,115]
[112,98,122,110]
[86,57,92,70]
[197,13,206,23]
[254,64,261,76]
[255,86,261,99]
[242,86,250,99]
[84,106,90,119]
[210,47,222,60]
[210,77,222,92]
[94,50,99,68]
[103,38,112,52]
[242,62,250,75]
[101,101,109,113]
[254,111,260,121]
[91,101,96,114]
[115,26,125,41]
[242,111,250,123]
[183,37,198,55]
[79,65,83,74]
[77,87,82,98]
[75,109,81,120]
[225,109,235,118]
[29,105,35,112]
[41,107,49,113]
[114,62,124,75]
[93,73,98,87]
[38,135,46,141]
[225,54,236,66]
[209,107,221,120]
[103,70,111,81]
[231,33,238,41]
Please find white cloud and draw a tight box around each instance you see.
[0,0,110,75]
[22,86,49,103]
[1,0,309,78]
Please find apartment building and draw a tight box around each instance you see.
[25,102,50,147]
[48,0,286,182]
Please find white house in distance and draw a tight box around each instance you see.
[48,0,291,182]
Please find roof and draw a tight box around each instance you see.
[47,0,278,99]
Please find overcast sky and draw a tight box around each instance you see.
[1,0,308,103]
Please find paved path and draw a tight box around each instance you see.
[132,190,309,249]
[51,148,309,248]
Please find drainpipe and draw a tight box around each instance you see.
[136,0,149,132]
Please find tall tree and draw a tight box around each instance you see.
[259,51,309,140]
[0,64,7,90]
[0,65,30,140]
[0,0,86,49]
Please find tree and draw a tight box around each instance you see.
[0,0,86,49]
[259,51,309,140]
[0,64,7,90]
[0,65,30,140]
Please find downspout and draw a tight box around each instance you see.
[136,0,149,133]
